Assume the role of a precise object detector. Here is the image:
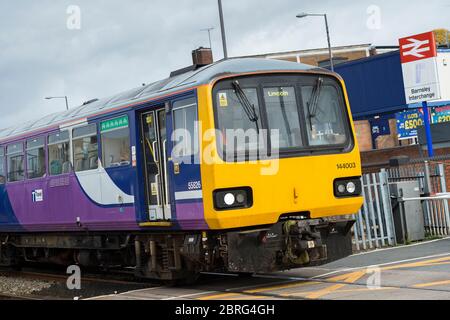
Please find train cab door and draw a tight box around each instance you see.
[140,107,171,221]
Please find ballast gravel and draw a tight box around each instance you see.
[0,275,54,296]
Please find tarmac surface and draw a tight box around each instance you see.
[90,237,450,300]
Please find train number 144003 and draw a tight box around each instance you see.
[336,162,356,170]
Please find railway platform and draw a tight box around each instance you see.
[89,237,450,300]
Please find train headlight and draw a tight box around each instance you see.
[346,182,356,194]
[214,187,253,210]
[337,184,346,194]
[236,193,245,204]
[223,193,235,206]
[334,178,361,198]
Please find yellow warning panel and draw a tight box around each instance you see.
[139,222,172,227]
[219,92,228,107]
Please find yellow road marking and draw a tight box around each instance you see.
[381,256,450,271]
[305,271,366,299]
[198,293,240,300]
[412,280,450,288]
[282,286,394,298]
[419,261,450,267]
[200,255,450,300]
[327,270,367,282]
[222,295,268,300]
[244,281,321,294]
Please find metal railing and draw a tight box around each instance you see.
[403,192,450,237]
[352,170,396,251]
[352,162,450,251]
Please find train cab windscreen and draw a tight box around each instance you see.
[213,74,351,160]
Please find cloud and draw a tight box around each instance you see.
[0,0,448,130]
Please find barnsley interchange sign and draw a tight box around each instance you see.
[399,31,441,104]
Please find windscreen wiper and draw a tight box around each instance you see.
[307,77,323,130]
[232,80,260,133]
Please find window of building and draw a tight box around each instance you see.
[48,131,71,175]
[26,137,46,179]
[100,115,131,168]
[0,147,5,184]
[73,124,98,172]
[173,98,198,157]
[7,142,24,182]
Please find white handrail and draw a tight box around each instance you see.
[402,193,450,201]
[162,139,169,206]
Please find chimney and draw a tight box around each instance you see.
[192,47,213,67]
[170,47,214,77]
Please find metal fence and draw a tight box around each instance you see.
[388,162,450,237]
[421,163,450,237]
[352,161,450,251]
[352,171,396,251]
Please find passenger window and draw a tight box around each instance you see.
[263,86,302,149]
[301,85,348,146]
[215,88,262,156]
[48,131,71,175]
[26,137,46,179]
[0,147,5,184]
[172,99,198,157]
[73,124,98,172]
[7,142,24,182]
[100,115,131,168]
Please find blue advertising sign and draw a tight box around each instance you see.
[431,106,450,124]
[370,117,391,146]
[396,109,425,139]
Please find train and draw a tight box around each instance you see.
[0,53,363,282]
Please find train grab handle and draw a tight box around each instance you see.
[155,173,161,207]
[163,139,169,206]
[152,140,159,163]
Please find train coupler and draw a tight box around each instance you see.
[224,218,354,274]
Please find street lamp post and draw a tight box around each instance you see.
[217,0,228,59]
[296,12,334,72]
[45,96,69,111]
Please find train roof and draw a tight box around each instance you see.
[0,57,320,143]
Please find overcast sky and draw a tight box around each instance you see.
[0,0,449,129]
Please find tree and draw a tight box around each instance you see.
[433,29,450,46]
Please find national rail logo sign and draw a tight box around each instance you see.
[399,31,441,104]
[399,32,437,64]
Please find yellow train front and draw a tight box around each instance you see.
[175,58,364,276]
